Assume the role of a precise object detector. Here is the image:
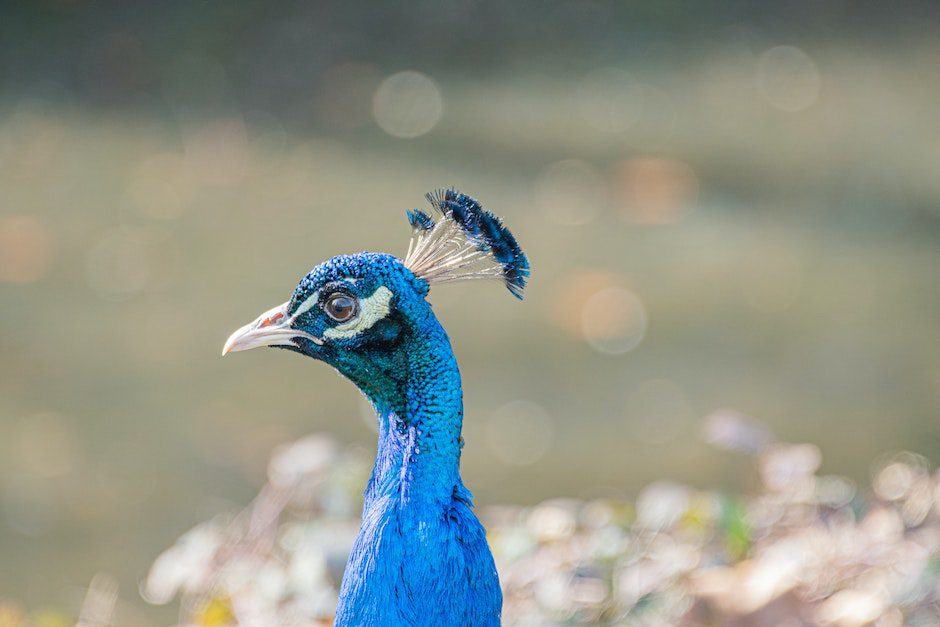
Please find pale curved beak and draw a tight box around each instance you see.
[222,300,323,356]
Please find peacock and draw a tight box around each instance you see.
[222,189,529,626]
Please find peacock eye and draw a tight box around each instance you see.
[324,293,358,322]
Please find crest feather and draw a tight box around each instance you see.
[403,188,530,299]
[406,209,435,232]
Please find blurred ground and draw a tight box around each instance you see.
[1,1,939,623]
[142,426,940,626]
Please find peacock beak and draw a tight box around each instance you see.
[222,301,322,356]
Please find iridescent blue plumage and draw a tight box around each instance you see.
[406,208,435,232]
[223,190,528,626]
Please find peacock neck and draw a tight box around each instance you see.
[363,322,464,509]
[336,317,502,626]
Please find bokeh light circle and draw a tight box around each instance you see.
[756,45,821,112]
[372,71,443,138]
[610,158,699,225]
[581,287,647,354]
[872,451,930,506]
[486,400,554,466]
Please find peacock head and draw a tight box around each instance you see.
[222,189,529,406]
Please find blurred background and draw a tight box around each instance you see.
[1,0,939,623]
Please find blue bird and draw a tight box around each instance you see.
[222,189,529,626]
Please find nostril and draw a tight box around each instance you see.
[259,311,285,328]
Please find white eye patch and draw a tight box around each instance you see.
[292,289,321,317]
[322,286,393,340]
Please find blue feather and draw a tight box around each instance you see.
[424,188,531,299]
[407,209,435,231]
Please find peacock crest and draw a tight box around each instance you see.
[403,188,530,299]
